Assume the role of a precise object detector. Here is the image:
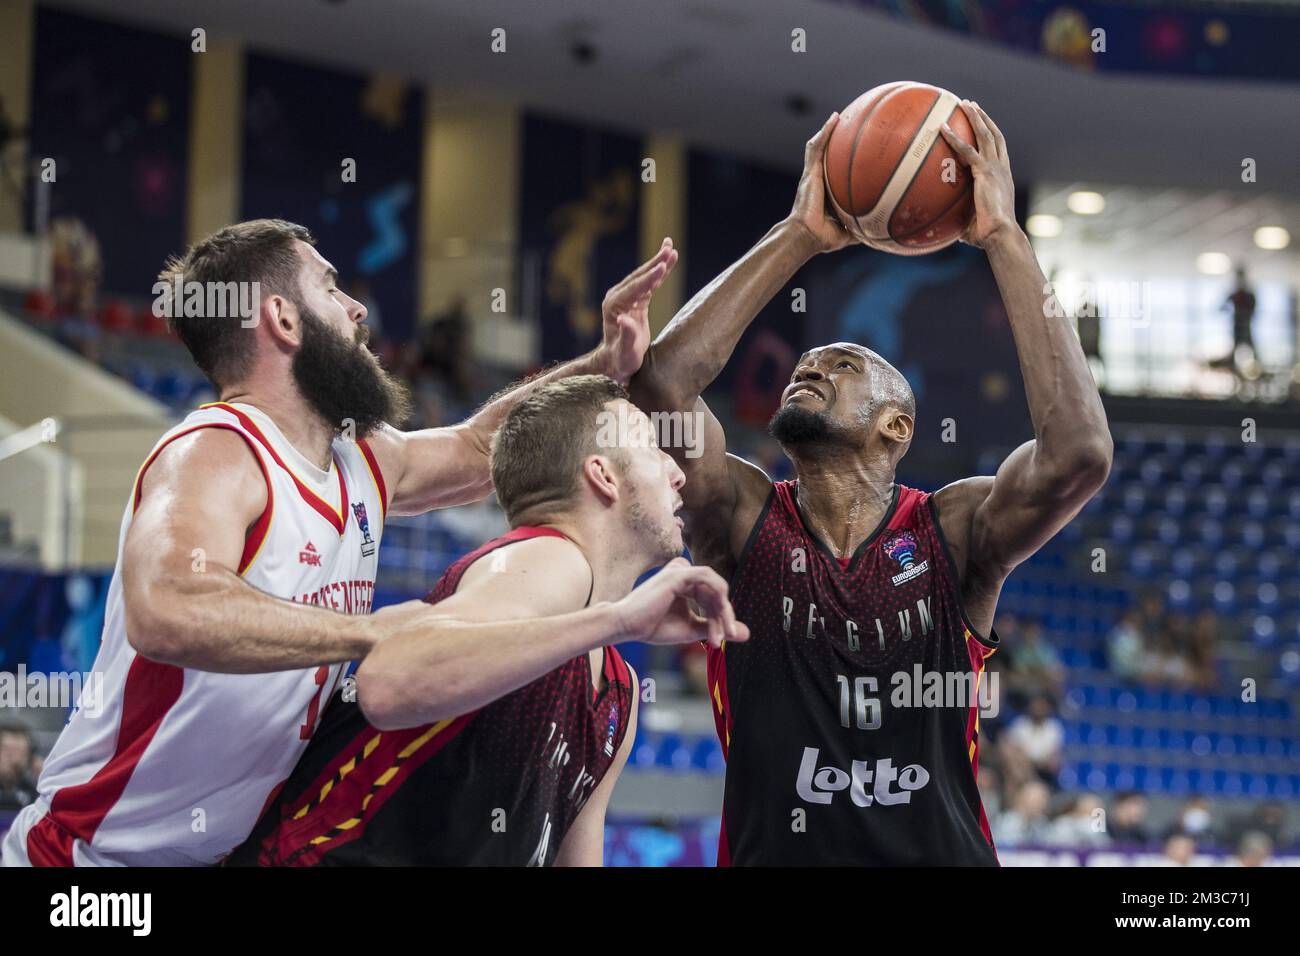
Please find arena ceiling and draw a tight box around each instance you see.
[50,0,1300,195]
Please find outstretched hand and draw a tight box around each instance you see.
[596,238,679,384]
[613,557,750,650]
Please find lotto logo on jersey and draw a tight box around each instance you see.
[881,530,929,587]
[795,746,930,807]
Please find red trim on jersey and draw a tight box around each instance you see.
[131,422,274,576]
[355,438,388,519]
[27,657,184,866]
[706,642,735,867]
[207,402,348,536]
[265,713,476,866]
[963,632,998,854]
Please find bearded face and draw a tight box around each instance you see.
[291,305,411,437]
[769,402,835,447]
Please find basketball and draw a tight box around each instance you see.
[824,81,977,254]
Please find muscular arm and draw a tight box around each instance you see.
[356,545,744,730]
[934,104,1112,625]
[553,665,638,867]
[368,355,615,516]
[122,429,379,673]
[371,243,680,516]
[631,116,853,573]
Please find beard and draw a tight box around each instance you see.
[625,481,682,566]
[292,306,411,437]
[769,403,834,447]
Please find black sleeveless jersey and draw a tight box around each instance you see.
[229,527,633,866]
[706,481,999,866]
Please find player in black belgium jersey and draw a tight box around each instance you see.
[229,376,747,866]
[630,102,1112,865]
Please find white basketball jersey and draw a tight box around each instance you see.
[1,402,387,866]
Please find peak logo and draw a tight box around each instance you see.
[795,746,930,807]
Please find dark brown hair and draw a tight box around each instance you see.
[157,219,314,388]
[490,375,629,524]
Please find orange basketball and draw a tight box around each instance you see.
[824,81,977,255]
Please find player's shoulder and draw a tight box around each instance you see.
[931,476,996,543]
[932,476,996,520]
[143,423,266,491]
[456,532,594,612]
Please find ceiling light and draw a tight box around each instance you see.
[1067,191,1105,215]
[1027,214,1063,237]
[1196,252,1231,275]
[1254,226,1290,251]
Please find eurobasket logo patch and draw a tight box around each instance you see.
[604,706,619,757]
[351,501,377,557]
[882,530,929,587]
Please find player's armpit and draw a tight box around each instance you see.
[553,665,639,867]
[122,428,268,661]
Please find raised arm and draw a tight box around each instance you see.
[356,546,747,730]
[370,243,679,515]
[631,115,854,572]
[933,103,1112,622]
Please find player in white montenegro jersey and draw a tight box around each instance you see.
[3,402,385,865]
[1,219,678,866]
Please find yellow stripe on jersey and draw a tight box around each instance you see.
[293,719,455,854]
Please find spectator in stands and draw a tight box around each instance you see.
[1045,792,1109,849]
[1001,694,1064,787]
[678,642,710,699]
[1187,609,1219,690]
[1225,801,1290,851]
[1005,620,1064,703]
[1106,791,1152,846]
[1230,831,1274,868]
[1162,832,1197,867]
[402,296,476,429]
[1106,610,1148,683]
[1149,615,1193,688]
[0,723,36,810]
[1164,796,1215,844]
[977,764,1004,822]
[991,779,1053,848]
[1134,589,1164,636]
[1211,266,1257,381]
